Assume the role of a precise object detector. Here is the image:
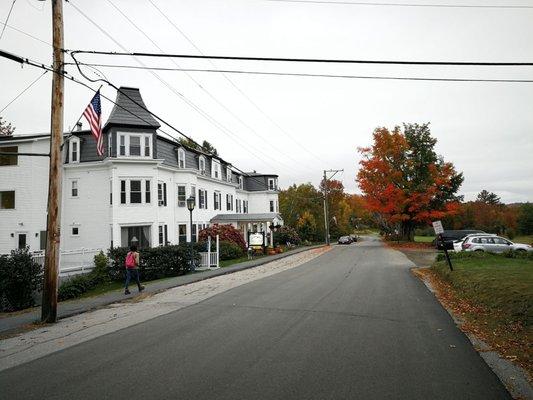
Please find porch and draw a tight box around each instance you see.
[210,213,284,247]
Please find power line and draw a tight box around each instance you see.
[265,0,533,9]
[105,0,313,173]
[0,70,48,113]
[66,0,297,174]
[147,0,328,164]
[69,49,533,67]
[0,0,17,41]
[0,21,51,47]
[65,62,533,83]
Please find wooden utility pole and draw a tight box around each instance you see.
[42,0,64,323]
[322,169,343,246]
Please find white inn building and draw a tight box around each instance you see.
[0,87,282,254]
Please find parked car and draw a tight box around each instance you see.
[462,235,533,253]
[338,236,352,245]
[349,234,358,242]
[435,230,486,250]
[452,233,496,252]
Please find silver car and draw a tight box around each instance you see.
[453,233,497,252]
[462,235,532,253]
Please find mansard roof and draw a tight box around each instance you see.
[104,87,160,130]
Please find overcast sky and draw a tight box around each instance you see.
[1,0,532,203]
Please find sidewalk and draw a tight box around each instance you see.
[0,245,324,337]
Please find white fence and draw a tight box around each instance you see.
[198,235,219,270]
[30,248,102,276]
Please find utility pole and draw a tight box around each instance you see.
[42,0,64,323]
[322,169,343,246]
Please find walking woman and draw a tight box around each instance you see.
[124,244,145,295]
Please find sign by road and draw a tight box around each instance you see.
[432,220,444,235]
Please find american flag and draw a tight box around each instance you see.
[83,92,104,157]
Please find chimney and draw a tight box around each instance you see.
[76,122,82,131]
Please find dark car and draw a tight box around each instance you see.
[338,236,352,245]
[435,230,485,250]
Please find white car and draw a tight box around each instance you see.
[452,233,496,252]
[462,235,533,253]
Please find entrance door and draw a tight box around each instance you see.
[18,233,27,249]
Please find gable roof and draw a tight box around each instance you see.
[104,87,160,130]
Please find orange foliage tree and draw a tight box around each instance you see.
[357,123,463,241]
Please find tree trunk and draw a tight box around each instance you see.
[400,221,415,241]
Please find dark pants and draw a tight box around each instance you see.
[125,268,142,290]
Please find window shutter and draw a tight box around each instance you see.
[163,183,167,206]
[164,224,168,245]
[205,190,208,209]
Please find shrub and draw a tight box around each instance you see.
[274,226,301,246]
[92,251,110,284]
[58,274,96,301]
[0,247,43,312]
[107,244,200,282]
[199,224,247,251]
[219,241,245,260]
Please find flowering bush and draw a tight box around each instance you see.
[273,226,301,246]
[199,224,247,251]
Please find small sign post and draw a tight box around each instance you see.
[432,220,453,271]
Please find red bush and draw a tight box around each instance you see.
[199,224,247,251]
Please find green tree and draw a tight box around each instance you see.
[518,203,533,235]
[201,140,218,156]
[476,190,501,205]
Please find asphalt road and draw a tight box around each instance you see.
[0,237,509,399]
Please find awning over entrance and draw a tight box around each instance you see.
[210,213,283,225]
[210,213,283,247]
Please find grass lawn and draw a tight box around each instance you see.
[414,235,435,243]
[431,252,533,374]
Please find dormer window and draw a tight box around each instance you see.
[178,148,186,168]
[238,176,243,190]
[211,159,221,180]
[69,137,80,163]
[268,178,277,191]
[117,133,152,158]
[226,166,232,182]
[199,156,206,175]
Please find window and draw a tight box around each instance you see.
[238,176,243,190]
[158,182,167,206]
[226,166,232,182]
[117,133,152,157]
[212,160,221,179]
[213,192,220,210]
[71,226,79,236]
[178,224,187,243]
[121,226,151,248]
[119,135,126,156]
[69,138,79,163]
[268,178,277,190]
[130,180,142,203]
[199,156,206,175]
[199,189,208,209]
[0,146,17,166]
[158,224,168,246]
[243,200,248,214]
[177,185,186,207]
[71,180,78,198]
[120,180,126,204]
[226,194,233,211]
[270,200,274,212]
[130,136,141,156]
[108,133,112,156]
[192,224,197,243]
[236,199,242,213]
[144,136,151,157]
[40,231,47,250]
[145,180,151,203]
[178,148,186,168]
[0,191,15,209]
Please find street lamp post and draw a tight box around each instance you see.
[186,196,195,272]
